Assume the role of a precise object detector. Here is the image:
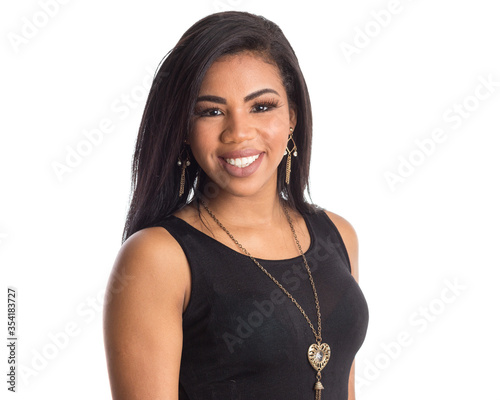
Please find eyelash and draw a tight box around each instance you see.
[195,99,280,117]
[252,99,280,113]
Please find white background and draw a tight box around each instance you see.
[2,0,499,398]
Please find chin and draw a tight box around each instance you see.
[202,175,277,200]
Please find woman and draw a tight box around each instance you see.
[103,11,369,400]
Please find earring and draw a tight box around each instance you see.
[177,141,190,197]
[284,127,298,185]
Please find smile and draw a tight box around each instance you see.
[224,154,261,168]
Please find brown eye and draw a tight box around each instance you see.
[254,104,270,112]
[206,109,223,117]
[252,100,279,113]
[196,108,223,117]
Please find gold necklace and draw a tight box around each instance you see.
[199,198,331,400]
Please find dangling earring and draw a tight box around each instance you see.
[284,127,298,185]
[177,141,191,197]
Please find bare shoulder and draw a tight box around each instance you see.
[322,210,359,281]
[103,225,190,399]
[106,226,190,313]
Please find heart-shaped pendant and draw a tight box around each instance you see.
[308,343,331,372]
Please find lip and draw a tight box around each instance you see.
[217,151,265,178]
[219,148,264,159]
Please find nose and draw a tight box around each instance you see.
[220,111,256,144]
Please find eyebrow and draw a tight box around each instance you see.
[196,88,280,104]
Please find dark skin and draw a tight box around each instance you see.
[103,52,360,399]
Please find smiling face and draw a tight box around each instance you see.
[188,51,297,199]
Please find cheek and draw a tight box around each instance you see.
[261,116,289,148]
[188,129,217,165]
[190,119,221,144]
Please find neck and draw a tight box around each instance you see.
[193,184,287,228]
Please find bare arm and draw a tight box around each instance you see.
[103,227,190,400]
[324,211,359,400]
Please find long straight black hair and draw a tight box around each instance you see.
[122,11,318,243]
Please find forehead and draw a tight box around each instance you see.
[199,51,284,93]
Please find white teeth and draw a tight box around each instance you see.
[224,154,260,168]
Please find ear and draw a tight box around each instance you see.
[288,104,297,131]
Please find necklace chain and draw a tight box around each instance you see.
[199,198,323,344]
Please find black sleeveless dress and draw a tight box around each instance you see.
[155,208,369,400]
